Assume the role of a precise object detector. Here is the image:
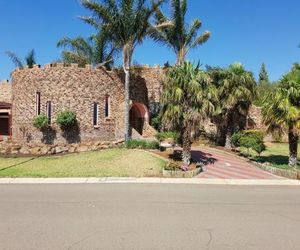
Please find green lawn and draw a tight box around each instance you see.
[0,149,166,177]
[240,142,300,170]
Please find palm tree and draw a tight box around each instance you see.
[80,0,166,141]
[57,32,117,69]
[218,63,256,149]
[263,64,300,168]
[151,0,210,65]
[5,49,36,69]
[161,62,217,166]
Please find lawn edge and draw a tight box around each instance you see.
[0,177,299,185]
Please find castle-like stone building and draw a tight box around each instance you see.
[1,63,163,145]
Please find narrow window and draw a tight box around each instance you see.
[105,95,110,118]
[46,101,51,124]
[35,92,41,115]
[93,102,99,126]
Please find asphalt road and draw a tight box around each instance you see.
[0,184,300,250]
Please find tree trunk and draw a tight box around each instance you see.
[225,110,234,149]
[181,126,191,166]
[123,47,132,142]
[225,130,232,149]
[177,47,186,66]
[288,126,298,168]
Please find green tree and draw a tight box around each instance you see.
[254,63,273,106]
[5,49,36,69]
[258,63,269,85]
[218,63,256,149]
[57,32,117,69]
[161,62,217,166]
[151,0,210,65]
[263,64,300,168]
[80,0,167,141]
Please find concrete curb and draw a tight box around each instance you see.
[0,177,299,185]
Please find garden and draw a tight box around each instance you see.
[2,0,300,178]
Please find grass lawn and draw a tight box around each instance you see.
[0,149,166,178]
[240,142,300,170]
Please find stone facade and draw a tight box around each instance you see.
[11,63,163,146]
[0,80,12,103]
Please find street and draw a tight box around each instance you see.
[0,184,299,250]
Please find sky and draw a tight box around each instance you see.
[0,0,299,81]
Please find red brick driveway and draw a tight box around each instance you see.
[192,147,283,179]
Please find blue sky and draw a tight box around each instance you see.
[0,0,299,81]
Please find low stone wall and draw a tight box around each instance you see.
[0,140,124,156]
[253,162,300,180]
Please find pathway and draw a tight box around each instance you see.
[192,147,283,179]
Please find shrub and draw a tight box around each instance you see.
[155,131,179,143]
[150,116,161,131]
[33,115,49,130]
[232,130,266,156]
[126,140,160,149]
[231,131,244,147]
[56,111,77,129]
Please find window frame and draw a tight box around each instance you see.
[35,92,41,116]
[93,102,99,126]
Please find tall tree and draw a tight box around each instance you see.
[219,63,256,149]
[161,62,217,166]
[80,0,166,141]
[254,63,272,106]
[263,64,300,168]
[258,63,269,85]
[5,49,36,69]
[57,32,117,69]
[151,0,210,65]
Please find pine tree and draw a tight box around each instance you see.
[259,63,269,86]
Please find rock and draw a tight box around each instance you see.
[11,144,22,151]
[69,147,76,153]
[40,146,50,155]
[30,147,41,155]
[78,145,89,152]
[19,146,30,155]
[54,146,64,154]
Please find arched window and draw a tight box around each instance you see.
[105,95,110,118]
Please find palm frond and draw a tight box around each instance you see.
[5,51,24,69]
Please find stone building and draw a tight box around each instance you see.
[8,63,163,145]
[0,81,12,139]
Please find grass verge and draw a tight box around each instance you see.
[0,148,165,178]
[239,142,300,170]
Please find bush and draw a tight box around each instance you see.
[56,111,77,129]
[231,131,244,147]
[126,140,160,149]
[33,115,49,130]
[155,131,179,143]
[232,130,266,156]
[150,115,161,131]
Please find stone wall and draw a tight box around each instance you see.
[11,64,126,144]
[118,65,164,117]
[11,64,163,145]
[0,80,12,103]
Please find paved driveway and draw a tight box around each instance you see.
[192,147,283,179]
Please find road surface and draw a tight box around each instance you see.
[0,184,299,250]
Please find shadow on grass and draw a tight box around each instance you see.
[0,156,40,172]
[254,155,289,165]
